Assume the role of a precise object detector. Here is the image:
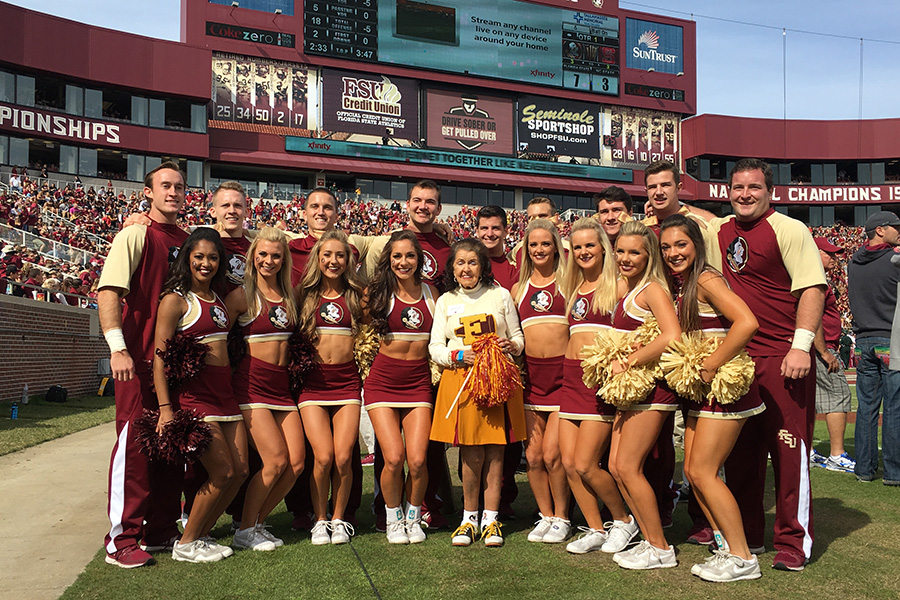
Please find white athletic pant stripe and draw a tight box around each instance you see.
[105,422,129,554]
[799,439,813,558]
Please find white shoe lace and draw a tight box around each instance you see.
[331,519,356,537]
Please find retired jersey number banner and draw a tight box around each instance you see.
[601,106,678,168]
[320,68,419,139]
[516,95,600,158]
[426,89,514,156]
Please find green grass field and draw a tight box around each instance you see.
[0,394,115,456]
[60,418,900,600]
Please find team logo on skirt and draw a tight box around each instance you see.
[421,250,438,281]
[530,290,553,312]
[226,253,246,284]
[210,305,229,329]
[321,301,344,325]
[269,305,289,329]
[725,236,749,273]
[401,306,424,329]
[571,297,589,321]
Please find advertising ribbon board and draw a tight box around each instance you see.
[426,89,514,155]
[517,94,600,158]
[320,68,419,139]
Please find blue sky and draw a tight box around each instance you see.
[9,0,900,120]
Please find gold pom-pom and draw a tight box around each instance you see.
[354,324,382,380]
[464,333,523,408]
[430,360,443,386]
[660,331,718,402]
[710,351,755,405]
[580,328,633,389]
[634,316,661,348]
[600,366,657,409]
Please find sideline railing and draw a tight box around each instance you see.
[0,224,106,266]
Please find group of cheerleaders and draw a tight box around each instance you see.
[153,212,764,582]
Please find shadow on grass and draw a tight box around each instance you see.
[809,496,871,562]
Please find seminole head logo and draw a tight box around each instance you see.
[530,290,553,313]
[421,250,437,280]
[227,254,246,284]
[401,306,424,330]
[321,301,344,325]
[571,297,589,321]
[210,305,229,329]
[725,236,749,273]
[269,305,289,329]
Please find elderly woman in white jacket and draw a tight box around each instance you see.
[429,238,525,549]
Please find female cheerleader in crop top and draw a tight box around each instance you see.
[294,230,366,546]
[364,230,438,544]
[153,228,248,563]
[510,219,572,544]
[553,218,637,556]
[605,220,682,571]
[660,214,764,581]
[226,226,304,553]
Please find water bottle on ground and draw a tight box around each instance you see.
[11,402,19,419]
[22,383,29,405]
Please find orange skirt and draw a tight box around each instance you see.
[430,367,526,446]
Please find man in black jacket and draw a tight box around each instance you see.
[847,211,900,486]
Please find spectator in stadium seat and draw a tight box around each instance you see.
[810,238,856,474]
[849,211,900,486]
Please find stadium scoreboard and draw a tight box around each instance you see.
[303,0,620,96]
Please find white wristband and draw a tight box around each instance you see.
[104,328,127,354]
[790,328,815,353]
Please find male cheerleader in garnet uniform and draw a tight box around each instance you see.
[705,158,826,571]
[99,162,190,568]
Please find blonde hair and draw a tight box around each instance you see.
[615,220,669,294]
[243,227,298,326]
[564,218,617,316]
[514,219,568,305]
[296,230,366,341]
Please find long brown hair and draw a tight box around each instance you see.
[368,230,423,335]
[295,230,365,340]
[659,214,716,332]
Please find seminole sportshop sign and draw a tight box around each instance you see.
[516,95,599,158]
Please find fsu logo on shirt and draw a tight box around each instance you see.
[210,305,229,329]
[226,253,246,284]
[421,250,438,281]
[269,305,289,329]
[571,297,589,321]
[530,290,553,313]
[725,236,749,273]
[320,301,344,325]
[401,306,424,330]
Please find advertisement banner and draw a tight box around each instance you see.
[601,106,678,168]
[320,68,419,138]
[210,53,309,129]
[703,183,900,204]
[426,89,514,155]
[625,18,683,75]
[516,95,600,158]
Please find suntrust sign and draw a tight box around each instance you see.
[704,183,900,204]
[625,18,683,75]
[206,22,295,47]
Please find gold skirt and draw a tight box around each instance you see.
[430,367,526,446]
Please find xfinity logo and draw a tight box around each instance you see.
[530,69,556,79]
[308,142,331,151]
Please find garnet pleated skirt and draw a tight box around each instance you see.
[363,354,433,410]
[233,356,296,411]
[296,360,362,409]
[558,358,616,422]
[523,355,564,412]
[177,364,243,422]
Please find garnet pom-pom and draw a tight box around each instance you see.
[288,329,317,394]
[133,408,211,464]
[354,324,382,380]
[156,333,208,388]
[463,333,523,408]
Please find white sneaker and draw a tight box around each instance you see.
[696,550,762,582]
[614,540,677,570]
[451,522,478,546]
[330,519,355,545]
[480,521,504,547]
[201,536,234,558]
[310,520,331,546]
[172,539,226,563]
[601,516,640,553]
[233,527,276,552]
[566,527,608,554]
[541,518,572,543]
[691,553,718,576]
[386,519,410,544]
[406,518,427,544]
[256,524,284,547]
[527,514,554,543]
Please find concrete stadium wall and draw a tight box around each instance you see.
[0,295,107,404]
